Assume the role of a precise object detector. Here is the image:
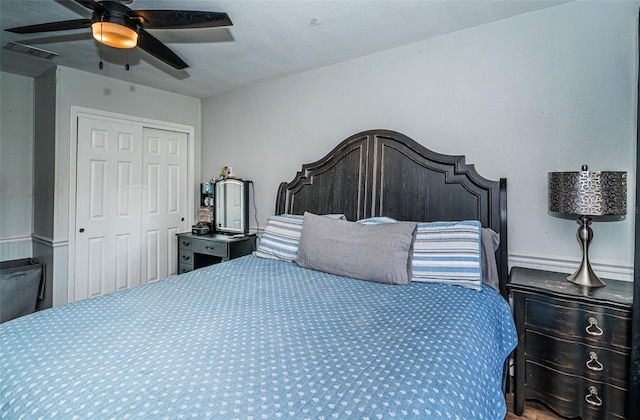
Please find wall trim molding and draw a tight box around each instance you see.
[0,235,32,244]
[0,235,32,261]
[510,253,633,282]
[31,234,69,249]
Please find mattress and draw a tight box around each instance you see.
[1,255,517,419]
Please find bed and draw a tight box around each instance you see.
[0,129,517,419]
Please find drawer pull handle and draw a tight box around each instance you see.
[181,241,190,247]
[205,246,216,250]
[585,386,603,407]
[586,352,604,371]
[585,317,603,336]
[181,255,191,261]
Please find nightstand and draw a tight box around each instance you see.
[508,267,633,420]
[176,233,256,274]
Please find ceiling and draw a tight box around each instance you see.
[0,0,568,99]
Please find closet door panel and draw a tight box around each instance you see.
[75,116,143,302]
[141,128,188,283]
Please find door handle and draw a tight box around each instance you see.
[79,228,85,233]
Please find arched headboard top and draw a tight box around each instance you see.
[275,129,508,296]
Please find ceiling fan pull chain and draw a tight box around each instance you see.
[98,16,103,70]
[126,50,130,71]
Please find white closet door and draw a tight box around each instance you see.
[74,117,190,302]
[140,127,188,284]
[75,116,143,301]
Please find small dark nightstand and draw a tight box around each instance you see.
[176,233,256,274]
[508,267,633,420]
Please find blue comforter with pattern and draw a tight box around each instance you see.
[1,255,517,419]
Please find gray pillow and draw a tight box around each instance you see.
[481,227,500,292]
[296,212,417,285]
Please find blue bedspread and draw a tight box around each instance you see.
[1,255,516,419]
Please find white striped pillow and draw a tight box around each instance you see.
[411,220,483,291]
[254,214,345,262]
[356,217,398,225]
[253,215,304,261]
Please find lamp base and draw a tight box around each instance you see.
[566,215,606,288]
[567,262,606,287]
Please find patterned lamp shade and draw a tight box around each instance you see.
[548,165,627,218]
[547,165,627,288]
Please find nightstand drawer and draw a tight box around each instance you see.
[526,330,630,387]
[526,361,627,420]
[178,237,193,250]
[178,263,192,274]
[178,250,193,264]
[526,298,630,349]
[193,238,229,258]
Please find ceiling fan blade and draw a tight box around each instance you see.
[128,10,232,29]
[5,19,92,34]
[136,28,188,70]
[74,0,107,13]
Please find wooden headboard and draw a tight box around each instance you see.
[275,129,508,297]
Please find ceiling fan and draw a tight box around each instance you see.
[5,0,232,70]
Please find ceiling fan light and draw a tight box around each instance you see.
[92,22,138,49]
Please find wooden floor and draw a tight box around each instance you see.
[505,392,564,420]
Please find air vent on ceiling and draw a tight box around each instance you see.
[4,41,57,60]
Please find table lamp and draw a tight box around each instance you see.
[548,165,627,287]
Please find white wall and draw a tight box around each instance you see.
[0,72,34,260]
[201,1,638,280]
